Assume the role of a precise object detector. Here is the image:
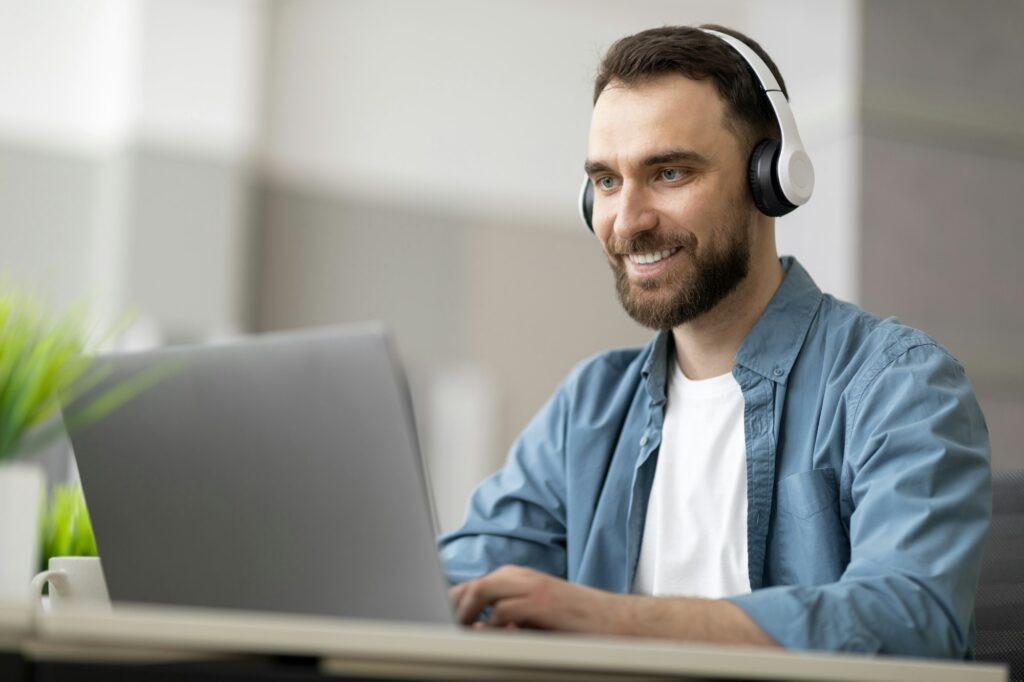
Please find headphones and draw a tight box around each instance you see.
[579,28,815,231]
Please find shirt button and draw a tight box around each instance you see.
[772,367,784,377]
[639,435,649,446]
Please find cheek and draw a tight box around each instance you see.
[662,189,717,244]
[591,208,616,249]
[681,182,747,238]
[591,199,615,238]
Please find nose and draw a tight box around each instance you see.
[611,182,657,241]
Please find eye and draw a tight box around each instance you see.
[660,168,684,181]
[596,176,618,190]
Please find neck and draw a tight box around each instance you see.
[672,246,784,380]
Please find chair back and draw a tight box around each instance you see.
[975,470,1024,681]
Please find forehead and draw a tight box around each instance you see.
[588,74,736,165]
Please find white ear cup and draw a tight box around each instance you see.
[782,148,814,205]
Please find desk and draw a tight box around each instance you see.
[0,601,31,640]
[1,600,31,682]
[16,602,1008,682]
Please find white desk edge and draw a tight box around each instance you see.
[22,602,1008,682]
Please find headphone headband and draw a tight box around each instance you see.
[700,29,814,205]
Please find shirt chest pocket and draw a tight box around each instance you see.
[779,467,839,519]
[770,468,850,585]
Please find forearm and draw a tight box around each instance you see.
[616,594,781,647]
[453,566,780,646]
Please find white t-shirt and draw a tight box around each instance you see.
[632,359,750,599]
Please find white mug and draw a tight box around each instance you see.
[31,556,111,613]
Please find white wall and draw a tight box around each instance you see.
[125,0,267,341]
[262,0,749,227]
[0,0,139,153]
[0,0,268,339]
[0,0,139,325]
[135,0,266,159]
[751,0,862,302]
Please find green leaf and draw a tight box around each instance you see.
[40,483,98,569]
[0,292,172,461]
[63,358,184,432]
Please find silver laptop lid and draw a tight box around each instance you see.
[67,324,453,625]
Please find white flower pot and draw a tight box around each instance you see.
[0,462,45,605]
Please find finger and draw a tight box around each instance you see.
[453,581,493,625]
[485,597,543,630]
[449,578,499,619]
[453,573,535,625]
[449,581,467,607]
[455,584,495,625]
[449,582,466,604]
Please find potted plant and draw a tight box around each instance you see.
[0,292,157,604]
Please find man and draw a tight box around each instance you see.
[439,25,991,657]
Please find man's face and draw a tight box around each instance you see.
[586,74,756,330]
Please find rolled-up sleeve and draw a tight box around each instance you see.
[437,385,570,585]
[729,343,992,657]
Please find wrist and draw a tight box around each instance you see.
[608,592,646,638]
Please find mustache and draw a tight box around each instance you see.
[607,231,697,256]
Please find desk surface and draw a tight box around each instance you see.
[0,602,30,631]
[0,601,30,637]
[25,602,1007,682]
[0,600,31,658]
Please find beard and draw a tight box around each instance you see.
[607,205,752,330]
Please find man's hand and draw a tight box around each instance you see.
[449,565,631,634]
[449,565,779,647]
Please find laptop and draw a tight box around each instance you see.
[66,324,454,625]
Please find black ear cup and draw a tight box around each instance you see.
[748,138,797,218]
[580,178,595,232]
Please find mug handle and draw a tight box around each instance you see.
[31,569,69,597]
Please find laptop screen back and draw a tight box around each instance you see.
[67,325,453,624]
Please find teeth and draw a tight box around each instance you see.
[628,248,678,265]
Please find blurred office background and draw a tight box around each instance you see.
[1,0,1021,532]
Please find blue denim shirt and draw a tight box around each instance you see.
[438,257,991,658]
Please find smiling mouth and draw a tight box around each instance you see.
[627,247,681,265]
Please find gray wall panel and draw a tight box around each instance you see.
[860,0,1024,469]
[0,142,101,307]
[253,184,467,371]
[252,183,650,460]
[125,146,252,342]
[462,221,650,447]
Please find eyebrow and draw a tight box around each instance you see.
[584,148,709,176]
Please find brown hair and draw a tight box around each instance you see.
[593,25,787,150]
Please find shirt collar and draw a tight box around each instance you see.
[641,329,673,406]
[641,256,822,399]
[734,256,822,384]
